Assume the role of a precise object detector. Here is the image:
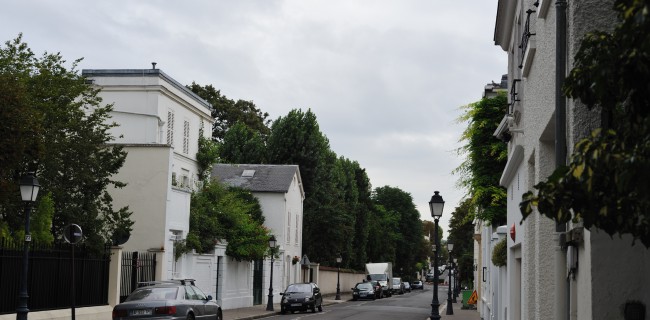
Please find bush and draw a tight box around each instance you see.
[492,238,507,267]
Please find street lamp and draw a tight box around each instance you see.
[17,172,40,320]
[453,258,459,301]
[266,235,277,311]
[335,254,342,300]
[428,191,444,320]
[446,241,454,315]
[452,258,458,303]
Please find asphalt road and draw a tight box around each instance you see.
[268,284,448,320]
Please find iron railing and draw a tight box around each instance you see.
[518,9,537,69]
[120,251,157,302]
[0,239,110,314]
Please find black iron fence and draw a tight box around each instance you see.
[0,239,110,314]
[120,251,156,302]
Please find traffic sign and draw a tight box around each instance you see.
[467,290,478,305]
[63,224,83,244]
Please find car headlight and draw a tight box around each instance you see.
[304,297,312,302]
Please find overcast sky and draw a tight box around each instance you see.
[1,1,506,236]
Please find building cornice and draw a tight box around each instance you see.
[499,144,524,187]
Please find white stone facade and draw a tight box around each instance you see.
[493,1,650,320]
[83,68,214,280]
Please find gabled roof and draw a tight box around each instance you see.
[211,164,303,195]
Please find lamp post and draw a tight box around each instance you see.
[16,172,40,320]
[335,254,342,300]
[453,258,459,301]
[266,235,277,311]
[451,258,457,303]
[446,241,454,315]
[428,191,444,320]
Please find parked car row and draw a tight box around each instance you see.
[352,277,424,301]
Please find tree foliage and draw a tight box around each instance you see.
[187,180,270,261]
[455,94,508,225]
[372,186,424,278]
[520,0,650,247]
[218,121,267,164]
[0,35,132,252]
[188,83,270,141]
[448,199,476,284]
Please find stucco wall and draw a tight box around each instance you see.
[109,146,172,252]
[316,267,366,296]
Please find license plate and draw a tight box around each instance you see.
[131,309,152,316]
[291,303,302,307]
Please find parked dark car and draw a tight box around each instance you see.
[403,281,411,292]
[280,283,323,314]
[352,282,376,301]
[112,279,222,320]
[369,280,384,298]
[411,280,424,289]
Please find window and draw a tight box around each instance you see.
[295,215,299,245]
[287,211,291,244]
[167,110,175,147]
[183,120,190,154]
[181,169,190,188]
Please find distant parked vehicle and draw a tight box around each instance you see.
[280,283,323,314]
[411,280,424,289]
[111,279,222,320]
[392,277,405,295]
[366,262,393,296]
[369,280,385,298]
[425,273,435,282]
[403,282,411,292]
[352,282,376,301]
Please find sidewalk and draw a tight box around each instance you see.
[427,305,481,320]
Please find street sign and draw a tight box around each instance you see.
[467,290,478,305]
[63,224,83,244]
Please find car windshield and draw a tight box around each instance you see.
[393,278,401,284]
[356,283,373,290]
[126,287,178,301]
[286,284,312,293]
[367,274,387,281]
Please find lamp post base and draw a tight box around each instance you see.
[446,298,454,315]
[266,293,274,311]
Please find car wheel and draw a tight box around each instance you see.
[216,310,222,320]
[186,313,195,320]
[280,306,286,314]
[311,304,316,313]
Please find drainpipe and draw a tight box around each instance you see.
[555,1,568,320]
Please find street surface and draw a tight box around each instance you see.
[269,283,449,320]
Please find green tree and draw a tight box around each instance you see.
[455,94,508,225]
[0,35,132,251]
[366,204,399,263]
[187,83,270,141]
[447,199,476,285]
[187,180,271,261]
[422,220,444,263]
[372,186,423,278]
[219,121,267,164]
[266,109,342,264]
[521,0,650,247]
[196,128,220,181]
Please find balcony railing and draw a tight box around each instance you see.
[518,9,536,69]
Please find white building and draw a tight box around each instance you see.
[82,67,214,280]
[212,164,305,308]
[493,1,650,319]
